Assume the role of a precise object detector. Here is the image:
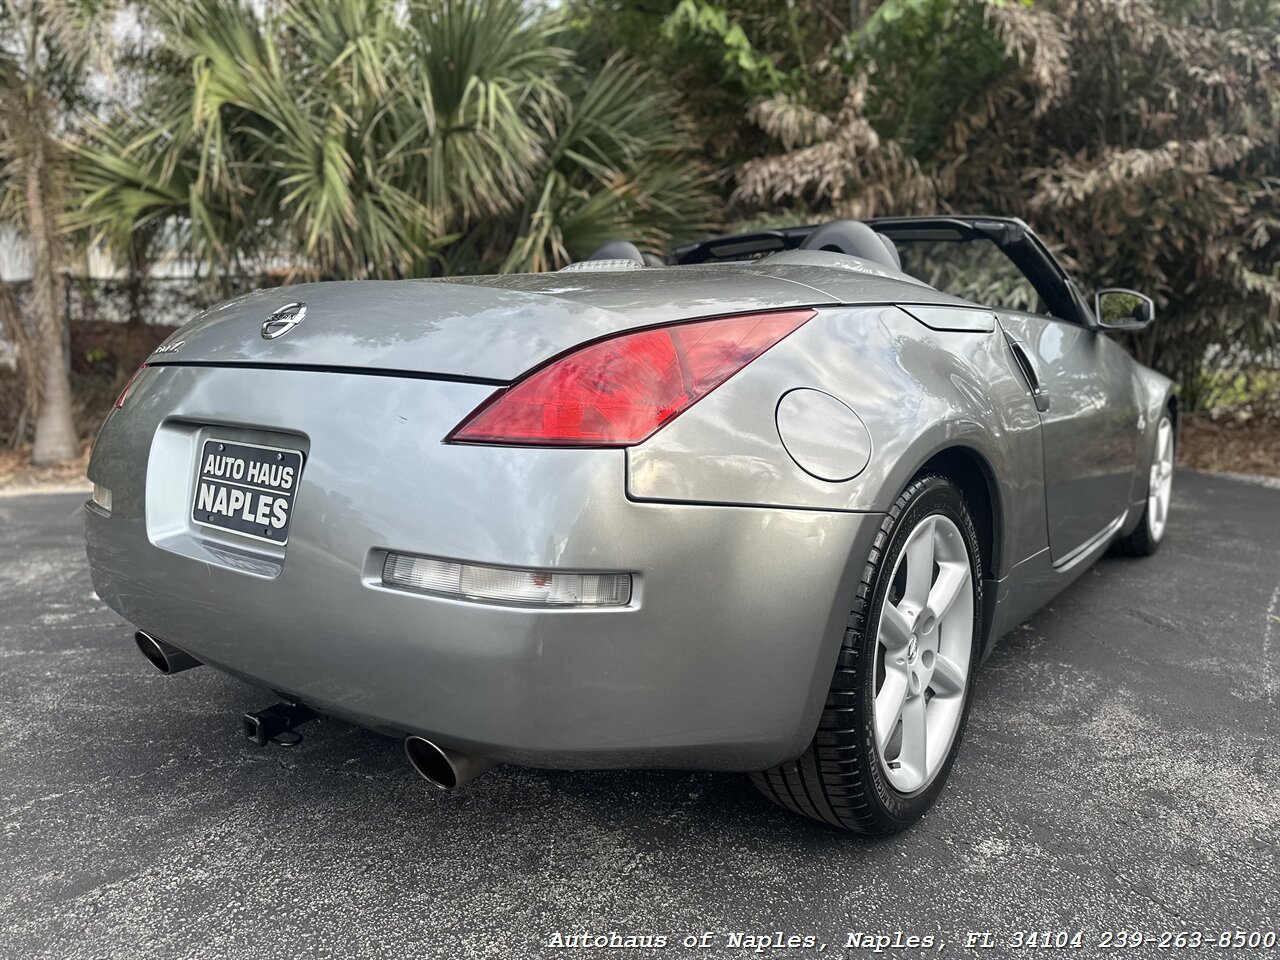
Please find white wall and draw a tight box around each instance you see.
[0,226,206,282]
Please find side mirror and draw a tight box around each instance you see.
[1094,288,1155,330]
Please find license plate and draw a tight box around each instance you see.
[191,439,304,544]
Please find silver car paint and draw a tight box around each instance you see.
[627,305,1048,575]
[997,310,1141,561]
[147,262,972,381]
[85,254,1173,770]
[86,366,881,769]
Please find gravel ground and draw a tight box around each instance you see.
[1,471,1277,960]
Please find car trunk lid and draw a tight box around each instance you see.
[149,266,839,382]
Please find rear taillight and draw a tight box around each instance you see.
[114,364,148,409]
[449,309,816,446]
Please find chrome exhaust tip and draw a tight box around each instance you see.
[134,630,201,675]
[403,736,495,790]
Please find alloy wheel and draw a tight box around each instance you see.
[872,513,975,793]
[1148,418,1174,541]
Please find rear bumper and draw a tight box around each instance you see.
[85,366,880,770]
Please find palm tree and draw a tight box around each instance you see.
[72,0,714,284]
[0,0,112,464]
[498,52,717,273]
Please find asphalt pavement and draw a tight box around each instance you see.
[1,470,1277,960]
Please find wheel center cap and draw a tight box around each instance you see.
[906,636,919,663]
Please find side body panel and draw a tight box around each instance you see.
[997,311,1141,562]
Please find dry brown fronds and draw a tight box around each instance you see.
[748,95,834,150]
[985,2,1071,116]
[734,76,937,218]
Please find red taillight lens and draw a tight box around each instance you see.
[114,364,148,409]
[449,309,816,446]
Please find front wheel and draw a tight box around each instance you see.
[751,474,983,833]
[1113,413,1174,557]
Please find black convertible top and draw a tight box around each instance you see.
[670,216,1093,326]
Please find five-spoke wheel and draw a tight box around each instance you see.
[752,474,983,832]
[1115,412,1175,556]
[873,513,975,793]
[1147,416,1174,542]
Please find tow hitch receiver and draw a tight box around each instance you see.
[243,701,318,747]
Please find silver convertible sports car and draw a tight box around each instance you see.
[85,217,1176,833]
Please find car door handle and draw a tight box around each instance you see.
[1004,334,1051,412]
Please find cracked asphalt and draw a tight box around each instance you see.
[1,470,1277,960]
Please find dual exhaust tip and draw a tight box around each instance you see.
[403,736,495,790]
[134,631,201,675]
[135,631,492,790]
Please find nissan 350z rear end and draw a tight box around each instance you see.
[84,273,886,806]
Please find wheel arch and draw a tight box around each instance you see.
[910,444,1004,654]
[1133,364,1177,450]
[912,445,1002,580]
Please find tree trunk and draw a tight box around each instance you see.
[120,237,150,377]
[25,138,79,465]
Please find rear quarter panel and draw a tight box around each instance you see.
[627,304,1049,580]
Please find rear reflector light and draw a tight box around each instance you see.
[114,364,148,409]
[382,553,632,607]
[92,484,112,513]
[449,308,816,446]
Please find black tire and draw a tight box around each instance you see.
[1111,512,1159,557]
[1112,412,1175,557]
[751,474,983,833]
